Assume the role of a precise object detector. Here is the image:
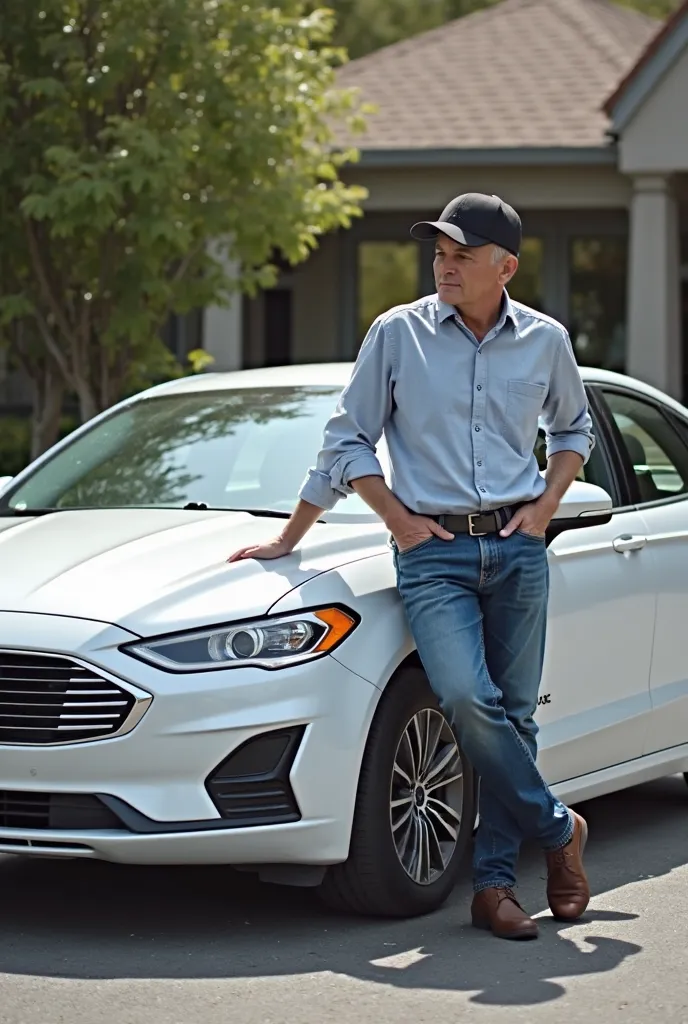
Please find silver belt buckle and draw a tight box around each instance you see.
[468,512,487,537]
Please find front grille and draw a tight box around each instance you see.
[206,727,304,826]
[0,790,122,830]
[0,652,143,745]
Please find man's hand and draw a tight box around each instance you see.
[500,494,559,539]
[501,451,584,538]
[390,513,454,553]
[348,477,455,553]
[227,537,293,563]
[226,499,325,563]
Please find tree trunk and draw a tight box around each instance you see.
[74,376,99,423]
[7,319,66,460]
[29,359,65,460]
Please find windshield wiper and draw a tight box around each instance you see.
[227,508,295,520]
[182,504,323,522]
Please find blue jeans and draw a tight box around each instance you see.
[393,530,573,892]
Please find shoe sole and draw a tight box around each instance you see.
[471,914,539,940]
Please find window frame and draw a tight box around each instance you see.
[668,409,688,447]
[534,386,624,510]
[355,239,422,347]
[583,385,630,511]
[590,384,688,512]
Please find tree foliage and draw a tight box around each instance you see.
[0,0,367,434]
[321,0,682,59]
[618,0,682,16]
[322,0,499,59]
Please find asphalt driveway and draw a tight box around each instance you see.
[1,775,688,1024]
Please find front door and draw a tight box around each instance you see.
[534,397,655,785]
[597,384,688,756]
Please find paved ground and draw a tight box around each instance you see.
[2,776,688,1024]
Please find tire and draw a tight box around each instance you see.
[318,665,475,918]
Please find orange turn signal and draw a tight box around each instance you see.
[313,607,357,652]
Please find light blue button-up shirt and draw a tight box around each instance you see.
[299,292,594,515]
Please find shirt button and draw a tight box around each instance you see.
[479,487,486,493]
[474,425,480,432]
[477,460,483,467]
[477,385,482,391]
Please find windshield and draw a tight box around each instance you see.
[0,386,391,522]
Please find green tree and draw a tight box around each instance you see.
[617,0,682,16]
[320,0,682,60]
[0,0,366,441]
[323,0,500,59]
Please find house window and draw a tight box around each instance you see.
[356,237,544,345]
[357,242,420,343]
[264,288,292,366]
[162,309,203,363]
[568,237,627,372]
[508,237,544,311]
[682,277,688,404]
[681,240,688,403]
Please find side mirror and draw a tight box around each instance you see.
[547,480,613,541]
[0,476,13,496]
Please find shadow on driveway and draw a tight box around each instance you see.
[1,775,686,1007]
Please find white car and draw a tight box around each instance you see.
[1,363,688,919]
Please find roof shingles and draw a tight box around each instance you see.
[337,0,660,150]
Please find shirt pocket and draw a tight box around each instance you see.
[504,380,547,457]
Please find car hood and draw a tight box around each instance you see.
[0,509,387,636]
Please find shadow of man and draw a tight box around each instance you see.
[356,909,640,1006]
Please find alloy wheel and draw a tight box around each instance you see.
[390,708,464,886]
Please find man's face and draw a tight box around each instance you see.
[433,233,518,307]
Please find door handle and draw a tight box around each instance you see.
[613,534,647,553]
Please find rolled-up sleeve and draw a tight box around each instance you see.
[298,318,394,510]
[542,330,595,464]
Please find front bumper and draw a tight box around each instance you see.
[0,612,380,865]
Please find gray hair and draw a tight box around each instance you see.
[491,245,510,264]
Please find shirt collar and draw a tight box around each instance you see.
[437,290,519,335]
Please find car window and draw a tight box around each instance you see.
[601,390,688,504]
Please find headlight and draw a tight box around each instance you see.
[122,607,358,672]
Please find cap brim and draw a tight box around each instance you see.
[410,220,491,246]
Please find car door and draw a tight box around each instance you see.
[534,388,656,786]
[594,385,688,756]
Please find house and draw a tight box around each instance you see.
[229,0,688,402]
[1,0,687,418]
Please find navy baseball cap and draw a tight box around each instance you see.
[411,193,521,257]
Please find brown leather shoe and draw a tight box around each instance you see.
[471,887,539,940]
[546,809,590,921]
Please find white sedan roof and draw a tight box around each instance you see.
[141,362,688,419]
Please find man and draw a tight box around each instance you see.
[229,193,593,941]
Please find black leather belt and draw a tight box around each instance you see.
[430,504,522,537]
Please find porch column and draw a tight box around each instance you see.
[202,241,243,371]
[203,295,243,372]
[627,175,681,396]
